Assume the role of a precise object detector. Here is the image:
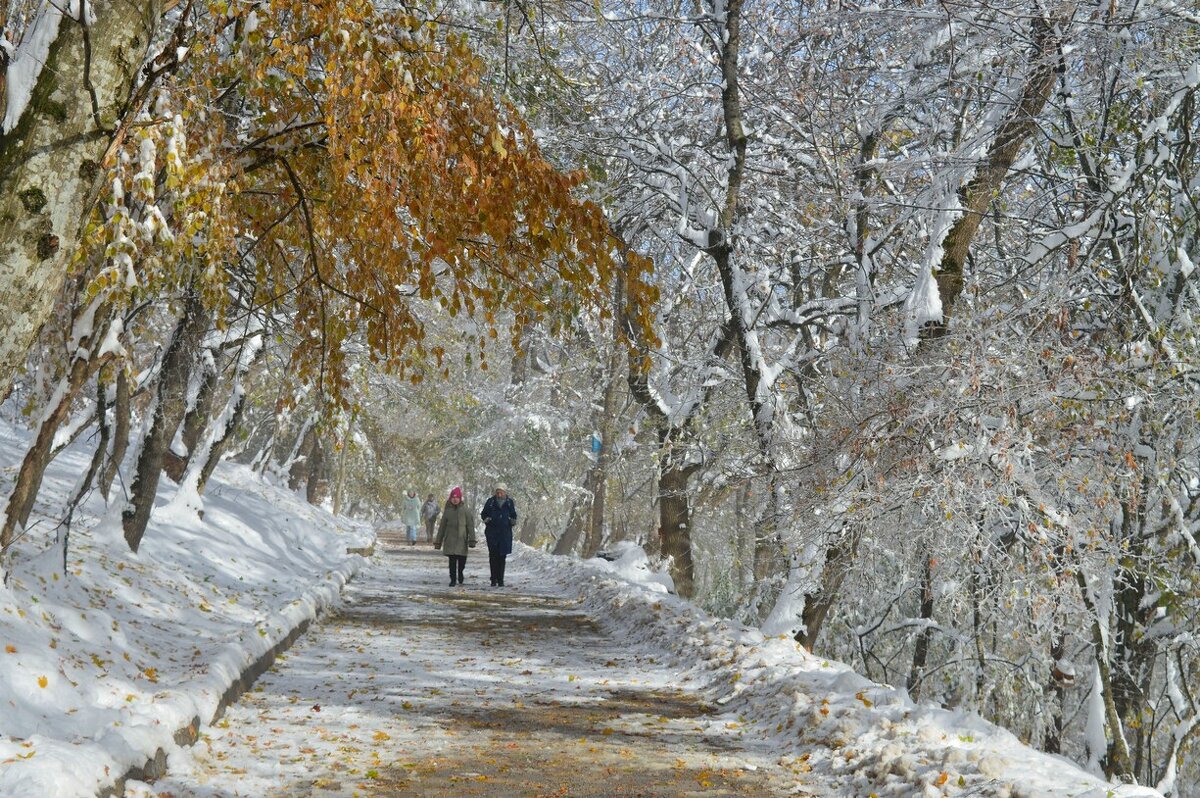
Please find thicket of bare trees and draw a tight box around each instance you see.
[481,0,1199,790]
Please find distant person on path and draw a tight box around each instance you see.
[401,489,422,546]
[435,486,475,586]
[481,484,517,587]
[421,493,440,543]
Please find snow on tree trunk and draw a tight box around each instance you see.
[169,335,262,514]
[163,345,218,482]
[922,12,1061,339]
[1,297,113,559]
[98,366,129,500]
[122,291,210,552]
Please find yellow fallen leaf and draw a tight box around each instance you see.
[4,645,15,654]
[37,675,48,688]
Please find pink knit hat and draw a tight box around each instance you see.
[449,486,463,501]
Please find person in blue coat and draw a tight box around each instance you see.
[480,484,517,587]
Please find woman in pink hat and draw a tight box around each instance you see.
[434,486,476,586]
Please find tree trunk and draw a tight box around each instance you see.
[287,421,317,490]
[748,473,785,620]
[99,368,130,499]
[1,303,113,554]
[907,551,936,700]
[196,390,248,495]
[1045,629,1067,754]
[658,465,696,598]
[163,352,219,481]
[305,433,329,505]
[554,487,589,556]
[796,526,860,650]
[581,343,623,559]
[122,292,210,552]
[78,371,111,504]
[581,464,607,559]
[517,508,538,546]
[925,14,1061,338]
[331,410,356,516]
[0,0,165,397]
[1075,567,1135,782]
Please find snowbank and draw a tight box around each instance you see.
[584,540,675,594]
[512,543,1163,798]
[0,419,371,798]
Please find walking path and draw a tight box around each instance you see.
[153,545,812,797]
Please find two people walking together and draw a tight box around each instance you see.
[434,484,517,588]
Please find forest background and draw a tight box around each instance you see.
[0,0,1196,794]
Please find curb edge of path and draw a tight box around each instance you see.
[95,544,373,798]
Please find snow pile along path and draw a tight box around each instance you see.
[152,545,810,797]
[517,545,1163,798]
[0,419,371,798]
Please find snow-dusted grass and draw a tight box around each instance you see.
[0,420,370,798]
[513,544,1164,798]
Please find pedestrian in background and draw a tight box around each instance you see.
[401,489,422,546]
[435,486,475,586]
[421,493,440,543]
[480,484,517,587]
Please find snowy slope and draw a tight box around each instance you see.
[513,544,1164,798]
[0,419,370,798]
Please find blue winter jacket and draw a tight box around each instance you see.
[481,495,517,555]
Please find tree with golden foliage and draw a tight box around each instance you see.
[1,0,656,563]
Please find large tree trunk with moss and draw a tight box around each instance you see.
[0,0,165,399]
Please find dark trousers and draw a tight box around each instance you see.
[488,549,507,585]
[447,555,466,584]
[425,518,436,541]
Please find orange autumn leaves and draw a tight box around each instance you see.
[181,0,655,404]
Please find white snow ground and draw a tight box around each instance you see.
[531,548,1164,798]
[0,413,1167,798]
[0,419,370,797]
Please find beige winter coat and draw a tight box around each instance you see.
[435,500,476,556]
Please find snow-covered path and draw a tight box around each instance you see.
[153,545,809,797]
